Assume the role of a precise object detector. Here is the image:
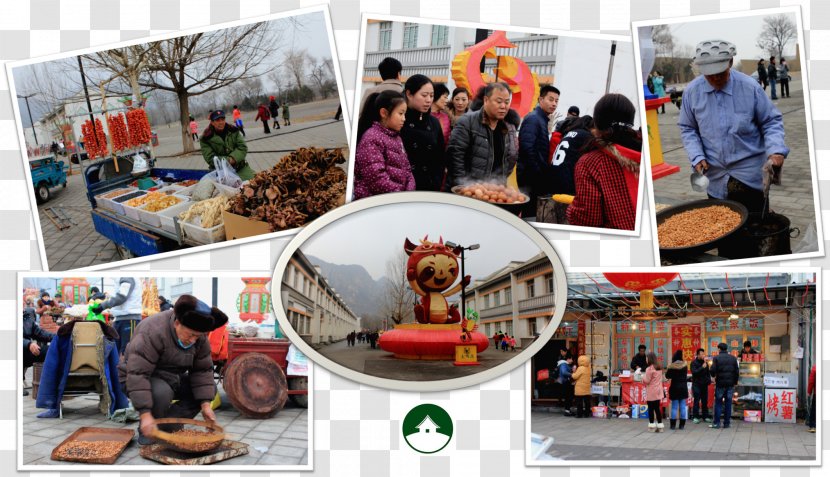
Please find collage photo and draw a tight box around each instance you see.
[3,0,823,474]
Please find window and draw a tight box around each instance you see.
[529,319,537,336]
[527,281,535,298]
[506,321,513,336]
[493,292,500,306]
[483,294,490,309]
[484,323,491,336]
[545,273,554,294]
[379,22,392,51]
[294,272,300,290]
[403,22,419,49]
[431,25,449,46]
[505,288,512,303]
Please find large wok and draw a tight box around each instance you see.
[450,185,529,215]
[656,199,749,259]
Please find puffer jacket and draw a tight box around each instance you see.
[23,308,54,349]
[571,355,591,396]
[118,310,215,415]
[642,365,664,401]
[665,359,689,400]
[690,357,712,387]
[710,349,739,387]
[447,108,518,187]
[518,106,555,194]
[556,359,572,385]
[400,108,445,191]
[353,122,416,199]
[199,124,252,180]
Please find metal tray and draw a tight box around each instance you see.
[656,199,748,258]
[50,426,134,464]
[139,439,249,465]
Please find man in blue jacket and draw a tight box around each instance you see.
[557,356,574,416]
[518,85,560,218]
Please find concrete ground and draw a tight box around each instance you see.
[315,337,518,381]
[651,74,817,262]
[35,98,348,271]
[530,409,816,461]
[21,368,309,467]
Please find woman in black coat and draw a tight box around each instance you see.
[400,74,446,191]
[665,349,689,430]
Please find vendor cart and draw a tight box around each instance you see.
[83,154,214,258]
[219,337,309,417]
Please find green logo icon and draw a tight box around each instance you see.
[402,403,453,454]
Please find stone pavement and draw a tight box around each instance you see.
[21,368,309,467]
[315,337,517,381]
[651,74,817,257]
[36,115,349,271]
[530,409,815,461]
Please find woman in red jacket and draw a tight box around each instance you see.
[566,93,641,230]
[255,104,271,134]
[807,364,816,433]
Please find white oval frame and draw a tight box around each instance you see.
[271,191,568,391]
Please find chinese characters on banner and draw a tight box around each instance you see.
[617,337,632,371]
[727,334,744,356]
[709,336,721,355]
[706,318,723,333]
[671,324,701,362]
[654,337,669,366]
[764,388,797,423]
[633,336,652,357]
[577,320,586,356]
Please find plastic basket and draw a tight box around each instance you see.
[158,202,193,234]
[95,188,135,213]
[182,221,226,244]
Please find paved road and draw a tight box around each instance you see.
[37,113,349,271]
[21,368,309,466]
[651,73,817,259]
[315,336,518,381]
[530,409,815,461]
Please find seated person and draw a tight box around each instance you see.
[23,308,55,396]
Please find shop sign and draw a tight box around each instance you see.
[706,318,723,332]
[654,337,669,367]
[617,337,631,371]
[764,388,796,423]
[671,324,701,363]
[764,375,791,387]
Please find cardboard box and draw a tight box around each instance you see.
[222,210,271,240]
[591,406,608,418]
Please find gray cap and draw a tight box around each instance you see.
[693,39,736,75]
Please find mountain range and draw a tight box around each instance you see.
[306,255,389,318]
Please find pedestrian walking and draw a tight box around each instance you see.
[767,56,778,100]
[557,356,574,416]
[757,59,768,91]
[571,355,592,418]
[690,348,712,423]
[665,350,689,430]
[255,104,271,134]
[709,342,739,429]
[189,116,199,141]
[807,363,816,433]
[500,335,509,351]
[232,105,245,137]
[268,96,281,129]
[779,58,790,98]
[282,102,291,126]
[642,352,665,432]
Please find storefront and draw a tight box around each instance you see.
[531,272,817,422]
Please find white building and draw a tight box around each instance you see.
[281,250,361,345]
[361,21,639,124]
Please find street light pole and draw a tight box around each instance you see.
[446,241,480,322]
[18,93,38,145]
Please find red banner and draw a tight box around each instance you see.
[671,324,701,363]
[577,320,586,356]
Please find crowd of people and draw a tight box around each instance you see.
[491,331,517,352]
[353,56,642,230]
[345,330,380,349]
[756,56,791,100]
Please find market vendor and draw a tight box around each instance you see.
[22,308,54,397]
[118,295,228,445]
[679,39,788,216]
[630,344,648,371]
[199,109,254,181]
[742,340,759,355]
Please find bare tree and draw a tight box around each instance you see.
[268,69,288,101]
[139,23,280,153]
[308,56,332,99]
[651,24,675,57]
[81,44,158,107]
[284,48,308,89]
[383,250,416,325]
[757,14,797,60]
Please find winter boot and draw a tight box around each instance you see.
[679,419,686,430]
[648,422,656,432]
[669,419,676,430]
[656,422,665,433]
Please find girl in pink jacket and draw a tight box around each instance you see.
[642,352,665,432]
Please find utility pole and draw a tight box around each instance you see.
[77,56,100,151]
[18,93,39,145]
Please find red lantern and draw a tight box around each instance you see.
[238,277,272,323]
[603,273,678,310]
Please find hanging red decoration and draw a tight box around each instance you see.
[602,272,679,310]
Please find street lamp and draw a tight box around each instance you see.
[446,241,480,322]
[18,93,38,145]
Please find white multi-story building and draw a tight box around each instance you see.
[281,250,361,345]
[361,21,639,123]
[462,252,556,349]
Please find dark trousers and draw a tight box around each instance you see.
[780,79,790,98]
[709,177,768,217]
[769,78,778,99]
[334,105,342,120]
[191,133,198,141]
[692,383,710,419]
[23,342,49,369]
[712,386,734,427]
[261,120,271,134]
[149,375,204,427]
[574,395,590,417]
[807,392,816,428]
[114,319,139,356]
[560,383,574,410]
[647,399,663,424]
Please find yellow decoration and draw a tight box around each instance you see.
[454,344,478,364]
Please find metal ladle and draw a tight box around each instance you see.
[690,170,709,193]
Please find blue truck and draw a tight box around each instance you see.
[29,155,67,204]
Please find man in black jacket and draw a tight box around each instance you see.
[630,344,648,371]
[22,308,55,396]
[709,342,739,429]
[690,348,712,423]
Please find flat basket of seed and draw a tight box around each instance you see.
[51,427,135,464]
[149,418,226,454]
[656,199,749,259]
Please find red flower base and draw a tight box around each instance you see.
[378,323,489,360]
